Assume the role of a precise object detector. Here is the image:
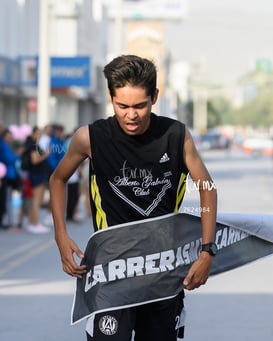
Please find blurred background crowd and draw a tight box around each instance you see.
[0,121,91,233]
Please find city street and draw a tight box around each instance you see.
[183,148,273,341]
[0,148,273,341]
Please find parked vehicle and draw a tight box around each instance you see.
[199,132,230,150]
[243,137,273,156]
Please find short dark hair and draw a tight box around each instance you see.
[103,55,157,99]
[1,128,11,139]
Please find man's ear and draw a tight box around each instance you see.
[152,88,159,104]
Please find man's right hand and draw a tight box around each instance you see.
[56,234,87,278]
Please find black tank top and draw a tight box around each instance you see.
[89,113,189,231]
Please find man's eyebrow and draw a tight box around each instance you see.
[115,100,149,107]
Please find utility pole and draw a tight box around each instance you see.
[192,87,207,133]
[37,0,50,127]
[114,0,123,55]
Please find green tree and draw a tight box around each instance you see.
[229,90,273,127]
[229,69,273,127]
[185,96,233,129]
[207,97,232,128]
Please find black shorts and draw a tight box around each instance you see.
[86,291,185,341]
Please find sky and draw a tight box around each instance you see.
[165,0,273,85]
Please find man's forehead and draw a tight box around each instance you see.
[113,86,149,102]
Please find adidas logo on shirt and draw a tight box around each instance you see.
[159,153,170,163]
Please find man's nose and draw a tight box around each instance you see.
[127,108,138,119]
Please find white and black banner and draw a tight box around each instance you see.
[71,212,273,324]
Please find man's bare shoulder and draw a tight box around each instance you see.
[74,125,89,139]
[184,127,194,148]
[71,125,91,158]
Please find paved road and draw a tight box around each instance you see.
[0,216,91,341]
[0,149,272,341]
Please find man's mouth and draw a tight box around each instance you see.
[126,122,139,131]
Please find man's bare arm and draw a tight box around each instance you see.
[49,126,91,277]
[182,128,217,290]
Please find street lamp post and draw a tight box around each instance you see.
[192,87,208,134]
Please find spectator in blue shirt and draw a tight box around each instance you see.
[0,129,21,228]
[47,124,66,174]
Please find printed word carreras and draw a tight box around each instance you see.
[84,238,202,292]
[84,226,250,293]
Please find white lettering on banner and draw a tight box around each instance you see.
[84,239,201,292]
[127,256,145,277]
[84,226,250,292]
[145,253,160,274]
[215,227,249,249]
[159,250,176,271]
[85,264,107,292]
[108,260,126,281]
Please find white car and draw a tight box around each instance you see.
[243,137,273,156]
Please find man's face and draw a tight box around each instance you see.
[111,85,158,136]
[4,132,13,144]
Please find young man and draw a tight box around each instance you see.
[49,54,217,340]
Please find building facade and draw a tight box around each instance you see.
[0,0,108,132]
